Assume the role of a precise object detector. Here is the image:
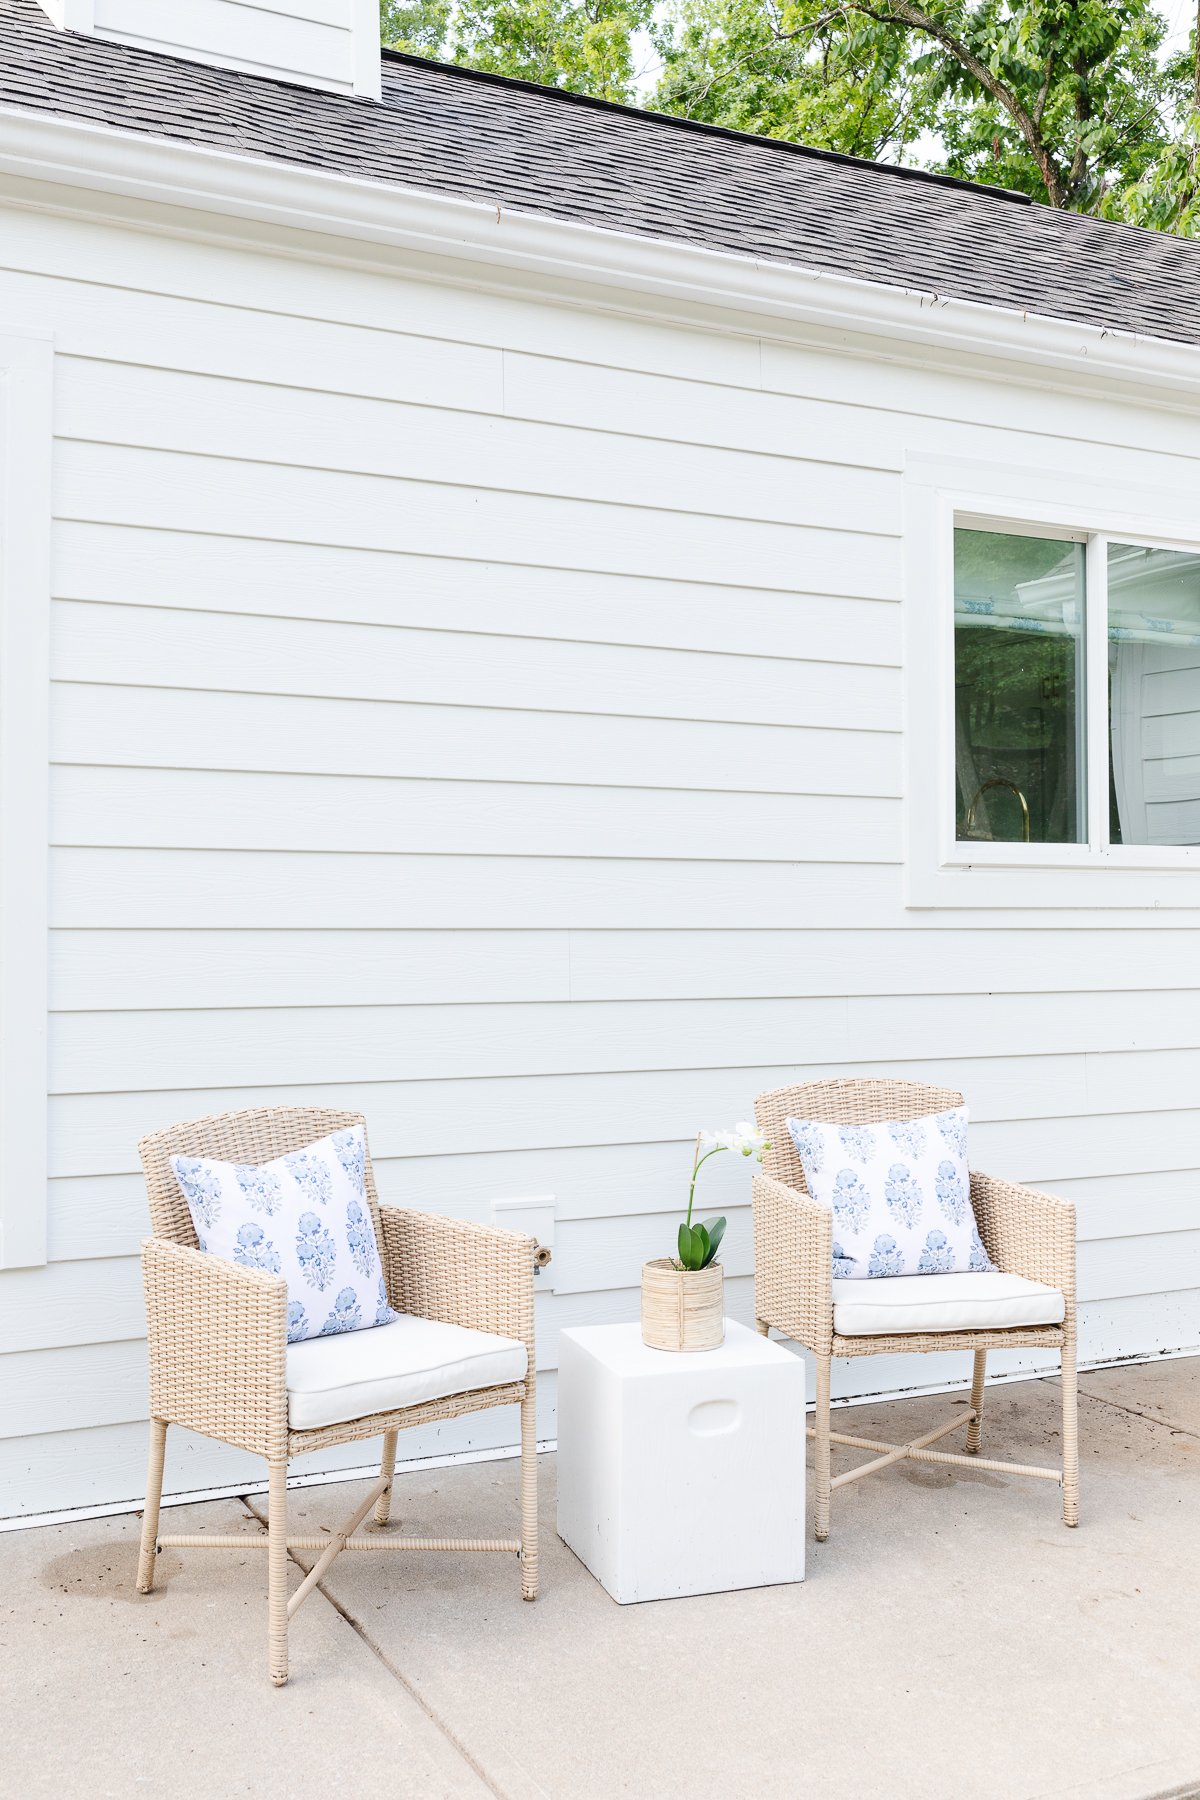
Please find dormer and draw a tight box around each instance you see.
[34,0,382,98]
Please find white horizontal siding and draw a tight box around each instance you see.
[51,766,900,863]
[56,357,900,535]
[49,850,910,931]
[40,1164,1200,1267]
[0,200,1196,1520]
[50,993,1200,1093]
[52,599,899,728]
[51,849,1200,930]
[53,521,900,663]
[53,682,900,797]
[48,930,1200,1010]
[57,442,900,597]
[45,1083,1200,1181]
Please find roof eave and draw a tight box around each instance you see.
[1,103,1197,404]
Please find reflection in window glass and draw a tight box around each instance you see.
[1109,543,1200,847]
[953,528,1086,844]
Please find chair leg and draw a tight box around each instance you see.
[967,1349,987,1454]
[374,1430,398,1526]
[1061,1334,1079,1528]
[136,1418,168,1594]
[814,1355,832,1543]
[268,1459,290,1686]
[519,1385,538,1600]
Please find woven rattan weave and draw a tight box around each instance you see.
[752,1079,1078,1542]
[136,1106,538,1685]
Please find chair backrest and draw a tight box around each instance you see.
[755,1079,964,1196]
[138,1105,384,1247]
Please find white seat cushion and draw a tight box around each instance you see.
[832,1271,1065,1338]
[287,1312,528,1431]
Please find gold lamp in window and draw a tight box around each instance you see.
[965,777,1031,843]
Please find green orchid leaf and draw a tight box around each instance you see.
[703,1216,727,1266]
[677,1222,697,1269]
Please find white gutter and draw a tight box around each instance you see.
[1,103,1198,401]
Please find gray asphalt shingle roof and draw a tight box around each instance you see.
[3,0,1200,347]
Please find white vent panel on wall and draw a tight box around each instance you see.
[35,0,380,96]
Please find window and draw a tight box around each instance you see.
[954,526,1086,846]
[903,453,1200,909]
[954,524,1200,853]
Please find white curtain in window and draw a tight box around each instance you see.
[1107,547,1200,847]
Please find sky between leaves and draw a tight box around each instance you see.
[379,0,1200,233]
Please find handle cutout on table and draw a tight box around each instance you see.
[687,1398,741,1437]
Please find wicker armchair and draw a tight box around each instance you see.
[135,1106,538,1686]
[753,1079,1077,1542]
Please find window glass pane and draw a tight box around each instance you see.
[1108,543,1200,847]
[953,528,1086,844]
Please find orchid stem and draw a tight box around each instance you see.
[686,1138,725,1230]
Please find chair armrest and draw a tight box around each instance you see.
[378,1208,537,1364]
[141,1237,288,1458]
[969,1170,1077,1321]
[752,1172,833,1355]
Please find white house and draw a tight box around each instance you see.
[0,0,1198,1523]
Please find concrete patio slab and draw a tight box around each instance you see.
[1079,1355,1200,1436]
[2,1358,1198,1800]
[0,1495,492,1800]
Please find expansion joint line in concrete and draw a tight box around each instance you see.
[1075,1384,1200,1444]
[241,1493,511,1800]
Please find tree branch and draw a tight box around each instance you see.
[842,0,1069,204]
[1032,51,1055,129]
[1065,51,1092,200]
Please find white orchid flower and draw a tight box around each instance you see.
[728,1122,767,1159]
[679,1122,772,1265]
[697,1123,769,1159]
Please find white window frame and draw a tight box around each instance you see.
[0,330,52,1267]
[905,452,1200,911]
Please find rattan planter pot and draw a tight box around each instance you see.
[640,1259,724,1352]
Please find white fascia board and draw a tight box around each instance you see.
[1,103,1199,400]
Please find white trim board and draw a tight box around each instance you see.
[0,328,51,1268]
[1,107,1200,405]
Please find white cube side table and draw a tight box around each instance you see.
[556,1319,805,1604]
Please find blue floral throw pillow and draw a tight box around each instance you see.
[785,1107,995,1281]
[170,1125,398,1342]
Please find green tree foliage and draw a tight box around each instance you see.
[647,0,924,157]
[381,0,654,99]
[380,0,1200,231]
